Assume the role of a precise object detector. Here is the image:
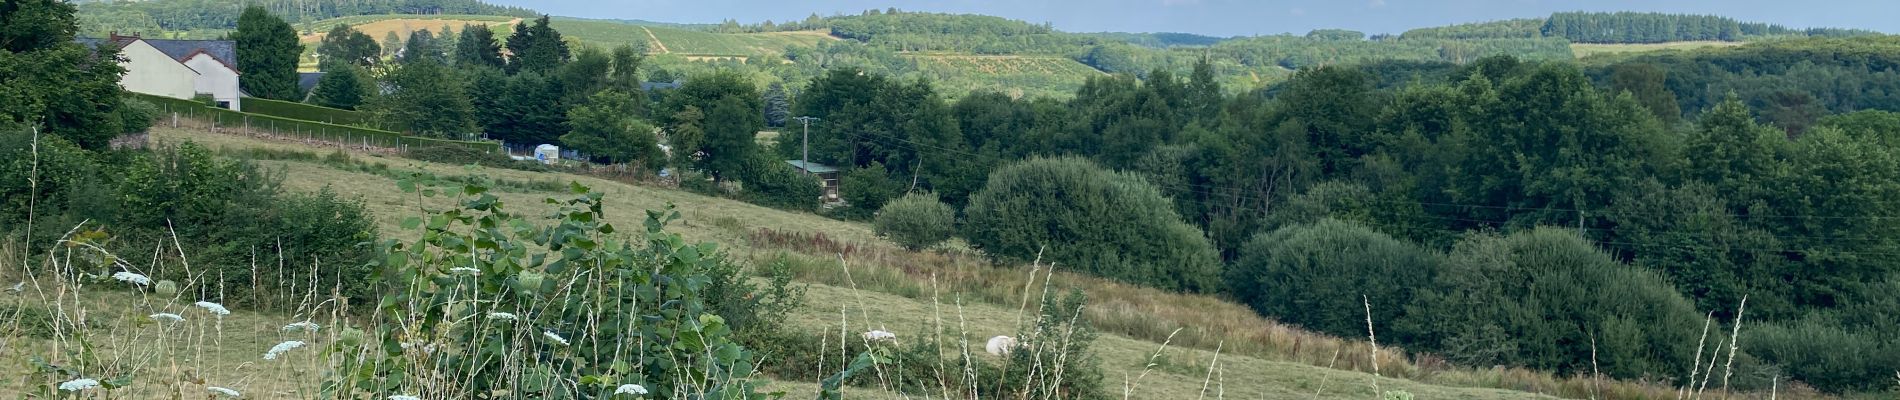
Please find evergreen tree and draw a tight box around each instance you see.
[399,28,444,64]
[485,72,567,145]
[381,31,402,57]
[233,6,303,100]
[308,64,368,110]
[555,46,611,103]
[762,81,790,127]
[505,15,569,74]
[315,24,379,69]
[453,24,505,69]
[0,0,78,52]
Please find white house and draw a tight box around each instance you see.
[79,34,243,111]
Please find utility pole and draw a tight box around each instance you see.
[794,116,820,174]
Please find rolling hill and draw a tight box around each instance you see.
[75,124,1624,400]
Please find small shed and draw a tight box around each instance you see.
[785,160,843,201]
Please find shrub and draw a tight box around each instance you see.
[117,97,158,134]
[407,145,551,172]
[741,155,823,211]
[873,192,956,250]
[963,156,1222,293]
[1398,228,1702,379]
[1229,219,1438,339]
[841,162,902,218]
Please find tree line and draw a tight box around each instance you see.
[765,51,1900,393]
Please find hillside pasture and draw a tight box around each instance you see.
[73,126,1696,399]
[1571,40,1742,58]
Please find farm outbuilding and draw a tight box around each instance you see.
[785,160,842,202]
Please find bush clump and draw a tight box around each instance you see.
[407,145,551,172]
[873,192,956,250]
[1229,219,1438,339]
[963,156,1222,292]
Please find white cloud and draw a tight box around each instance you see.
[1289,7,1306,16]
[1162,0,1200,6]
[1369,0,1388,8]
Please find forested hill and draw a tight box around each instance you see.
[1405,11,1880,43]
[75,0,534,37]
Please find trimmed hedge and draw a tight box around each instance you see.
[131,92,499,153]
[243,97,378,128]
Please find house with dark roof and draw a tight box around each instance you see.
[298,72,325,96]
[77,34,243,111]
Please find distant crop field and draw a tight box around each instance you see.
[908,54,1105,99]
[551,18,833,56]
[300,15,520,45]
[1570,40,1742,58]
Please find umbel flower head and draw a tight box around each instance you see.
[862,330,897,342]
[449,267,481,276]
[282,321,321,333]
[264,340,306,360]
[150,313,185,323]
[194,301,230,315]
[207,386,241,397]
[389,395,422,400]
[543,330,570,346]
[112,271,151,285]
[487,312,518,321]
[58,378,100,392]
[615,384,648,395]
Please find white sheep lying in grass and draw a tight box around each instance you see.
[986,335,1019,356]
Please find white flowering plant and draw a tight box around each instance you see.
[327,179,782,399]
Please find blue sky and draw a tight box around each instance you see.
[487,0,1900,38]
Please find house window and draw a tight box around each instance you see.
[215,101,232,109]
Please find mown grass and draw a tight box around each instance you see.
[131,126,1793,399]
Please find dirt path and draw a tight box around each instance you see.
[641,26,671,54]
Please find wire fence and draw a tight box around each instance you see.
[133,93,502,154]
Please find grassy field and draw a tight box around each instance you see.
[0,126,1715,399]
[1570,40,1743,58]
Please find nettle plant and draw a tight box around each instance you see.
[324,176,782,399]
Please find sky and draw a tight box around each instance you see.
[485,0,1900,38]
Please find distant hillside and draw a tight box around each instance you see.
[1079,32,1231,48]
[1401,12,1880,44]
[76,0,535,37]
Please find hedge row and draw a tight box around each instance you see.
[242,97,379,128]
[131,93,500,153]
